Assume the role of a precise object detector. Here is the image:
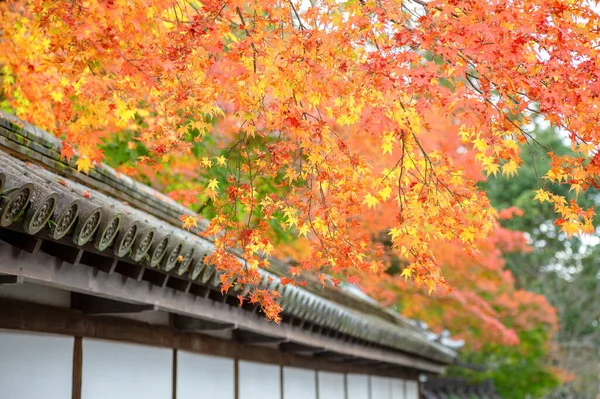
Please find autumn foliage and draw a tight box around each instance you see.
[0,0,592,352]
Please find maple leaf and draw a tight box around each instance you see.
[76,157,92,174]
[179,215,198,230]
[280,277,293,285]
[215,156,227,166]
[346,275,361,286]
[501,160,518,177]
[61,143,76,163]
[207,179,219,191]
[297,224,310,238]
[389,227,402,241]
[561,221,580,237]
[369,261,380,273]
[362,193,379,209]
[378,186,392,201]
[533,189,551,203]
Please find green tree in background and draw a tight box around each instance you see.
[480,126,600,398]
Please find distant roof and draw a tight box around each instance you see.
[423,378,501,399]
[0,111,457,368]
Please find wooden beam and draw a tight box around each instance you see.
[0,274,23,285]
[349,358,382,367]
[279,342,324,355]
[172,314,234,332]
[80,252,118,274]
[40,240,83,264]
[166,276,192,293]
[114,261,144,280]
[0,228,42,253]
[234,330,288,345]
[71,293,157,315]
[314,351,357,362]
[141,268,168,287]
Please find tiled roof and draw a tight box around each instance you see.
[0,111,456,365]
[423,378,501,399]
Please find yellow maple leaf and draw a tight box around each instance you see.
[378,186,392,201]
[215,156,227,166]
[400,267,412,280]
[389,227,402,241]
[369,261,380,273]
[201,157,213,168]
[207,179,219,190]
[501,160,518,177]
[484,163,499,177]
[283,207,299,228]
[297,224,310,238]
[362,193,379,209]
[473,137,488,151]
[459,227,476,243]
[76,157,92,174]
[561,221,580,237]
[381,133,396,155]
[533,189,550,203]
[50,90,64,102]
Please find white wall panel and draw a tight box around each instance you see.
[405,380,419,399]
[283,367,316,399]
[239,361,280,399]
[371,375,391,399]
[347,374,369,399]
[391,378,406,399]
[318,371,345,399]
[82,339,172,399]
[178,351,234,399]
[0,330,73,399]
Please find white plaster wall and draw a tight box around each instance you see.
[283,367,316,399]
[371,375,392,399]
[391,378,406,399]
[82,339,172,399]
[347,374,369,399]
[406,380,419,399]
[239,360,281,399]
[177,351,235,399]
[0,330,73,399]
[318,371,345,399]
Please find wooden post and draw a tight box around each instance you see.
[279,364,284,399]
[72,337,82,399]
[172,349,178,399]
[234,358,240,399]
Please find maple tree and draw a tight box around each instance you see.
[1,0,598,332]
